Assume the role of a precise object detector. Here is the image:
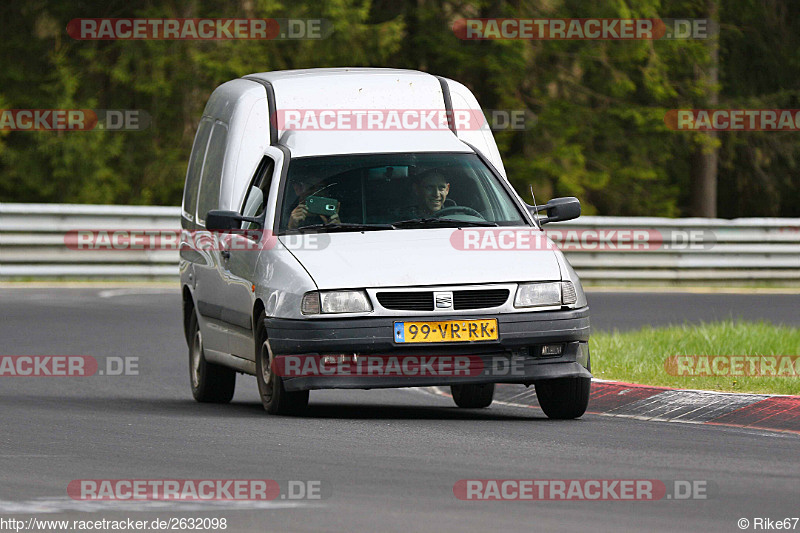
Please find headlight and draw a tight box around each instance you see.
[514,282,576,308]
[302,290,372,314]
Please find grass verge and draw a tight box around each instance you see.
[590,321,800,395]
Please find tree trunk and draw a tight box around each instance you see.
[690,0,720,217]
[690,134,718,216]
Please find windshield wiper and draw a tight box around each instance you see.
[292,222,394,232]
[391,217,498,228]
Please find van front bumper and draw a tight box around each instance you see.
[264,307,591,391]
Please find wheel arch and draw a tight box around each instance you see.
[252,298,266,334]
[182,285,197,346]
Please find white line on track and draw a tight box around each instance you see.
[97,288,176,298]
[0,498,320,514]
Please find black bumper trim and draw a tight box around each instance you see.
[283,361,591,391]
[265,307,590,355]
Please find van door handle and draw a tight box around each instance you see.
[221,250,230,260]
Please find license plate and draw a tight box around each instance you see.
[394,319,498,343]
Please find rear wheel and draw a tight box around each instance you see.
[255,311,309,415]
[188,313,235,403]
[535,378,590,419]
[451,383,495,408]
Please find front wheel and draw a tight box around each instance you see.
[255,311,309,415]
[188,313,235,403]
[451,383,495,408]
[534,378,590,419]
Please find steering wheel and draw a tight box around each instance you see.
[433,205,485,219]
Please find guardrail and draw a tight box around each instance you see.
[1,203,799,282]
[0,203,178,279]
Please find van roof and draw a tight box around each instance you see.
[242,68,474,158]
[244,67,430,83]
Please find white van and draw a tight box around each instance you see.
[180,68,591,418]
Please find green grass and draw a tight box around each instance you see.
[590,321,800,395]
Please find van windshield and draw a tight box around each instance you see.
[278,152,528,232]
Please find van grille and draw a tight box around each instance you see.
[376,292,433,311]
[376,289,509,311]
[453,289,509,310]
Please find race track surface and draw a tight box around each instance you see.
[1,288,798,532]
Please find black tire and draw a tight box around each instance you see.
[255,311,309,415]
[451,383,495,408]
[188,312,235,403]
[535,377,591,419]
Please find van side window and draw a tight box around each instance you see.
[196,121,228,226]
[240,156,275,229]
[181,118,213,224]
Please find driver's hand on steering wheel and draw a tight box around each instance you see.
[433,205,485,219]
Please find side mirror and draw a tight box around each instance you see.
[205,210,263,231]
[528,197,581,225]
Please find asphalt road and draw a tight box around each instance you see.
[1,288,799,533]
[587,290,800,331]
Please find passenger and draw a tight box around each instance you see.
[287,179,341,229]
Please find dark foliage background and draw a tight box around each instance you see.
[1,0,798,217]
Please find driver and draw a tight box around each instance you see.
[415,171,451,215]
[399,170,454,218]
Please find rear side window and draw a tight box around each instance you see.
[181,118,213,223]
[240,157,276,230]
[196,121,228,226]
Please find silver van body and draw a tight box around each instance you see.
[180,68,591,417]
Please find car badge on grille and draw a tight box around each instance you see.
[434,291,453,309]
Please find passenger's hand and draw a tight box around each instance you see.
[289,203,308,228]
[288,203,308,229]
[322,212,341,225]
